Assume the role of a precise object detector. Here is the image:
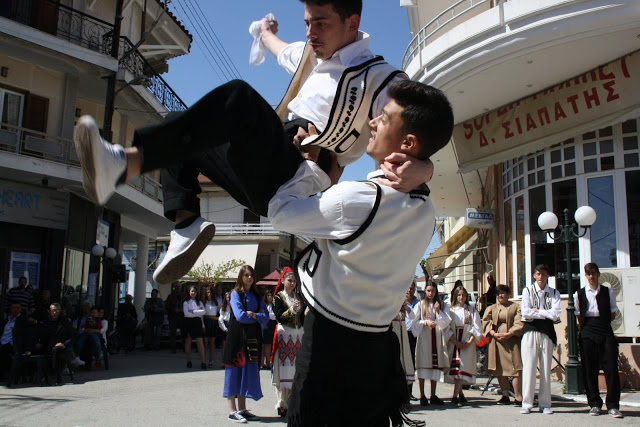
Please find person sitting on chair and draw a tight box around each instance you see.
[45,303,75,385]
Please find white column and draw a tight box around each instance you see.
[134,234,149,321]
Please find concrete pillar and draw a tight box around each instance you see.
[134,234,149,320]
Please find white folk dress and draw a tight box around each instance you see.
[391,317,415,383]
[410,301,452,381]
[445,305,482,385]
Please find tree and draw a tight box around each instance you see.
[186,259,246,287]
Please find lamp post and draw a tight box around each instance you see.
[537,206,597,395]
[92,244,118,314]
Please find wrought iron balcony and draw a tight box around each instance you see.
[3,0,114,54]
[3,1,187,113]
[0,122,163,203]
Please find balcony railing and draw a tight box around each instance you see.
[4,0,114,54]
[215,223,313,244]
[3,1,187,112]
[0,122,163,203]
[402,0,501,70]
[116,36,187,112]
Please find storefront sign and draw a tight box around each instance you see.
[452,50,640,172]
[0,179,69,230]
[465,208,494,229]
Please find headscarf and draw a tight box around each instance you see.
[273,266,294,297]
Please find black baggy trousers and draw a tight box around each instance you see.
[132,80,304,220]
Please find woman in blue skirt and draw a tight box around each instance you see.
[223,265,269,423]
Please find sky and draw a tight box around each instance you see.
[160,0,439,275]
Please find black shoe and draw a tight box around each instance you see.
[201,362,207,370]
[420,396,429,406]
[430,395,444,405]
[513,400,522,407]
[277,408,287,418]
[238,410,260,422]
[497,395,511,405]
[451,397,461,407]
[410,394,419,402]
[459,393,468,404]
[186,361,192,368]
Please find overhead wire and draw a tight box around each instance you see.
[172,0,228,82]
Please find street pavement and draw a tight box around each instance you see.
[1,349,638,426]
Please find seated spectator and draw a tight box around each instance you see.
[75,306,103,368]
[45,303,75,385]
[33,290,52,322]
[73,300,92,331]
[0,302,26,381]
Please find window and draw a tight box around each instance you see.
[0,88,25,127]
[588,176,617,268]
[504,200,513,290]
[627,170,640,267]
[516,195,526,294]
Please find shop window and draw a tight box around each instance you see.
[537,170,545,183]
[551,149,561,163]
[537,154,544,167]
[599,126,613,138]
[61,248,91,312]
[623,136,638,151]
[551,165,562,179]
[600,156,615,170]
[565,163,576,176]
[584,158,597,173]
[528,186,547,245]
[622,119,637,133]
[624,153,639,168]
[564,146,575,160]
[627,170,640,267]
[552,179,578,294]
[583,142,597,156]
[600,140,614,154]
[588,176,617,268]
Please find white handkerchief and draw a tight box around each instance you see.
[249,13,276,66]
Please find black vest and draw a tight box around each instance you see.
[522,287,558,345]
[578,285,614,338]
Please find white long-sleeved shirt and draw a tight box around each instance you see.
[204,301,220,317]
[521,283,562,322]
[183,300,205,328]
[278,32,402,167]
[218,308,230,332]
[573,285,617,317]
[268,162,436,332]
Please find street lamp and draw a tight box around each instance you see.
[537,206,596,395]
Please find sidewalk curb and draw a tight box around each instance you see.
[555,393,640,408]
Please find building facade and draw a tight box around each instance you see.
[401,0,640,385]
[0,0,191,318]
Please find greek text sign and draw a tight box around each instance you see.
[452,51,640,172]
[465,208,494,229]
[0,179,69,230]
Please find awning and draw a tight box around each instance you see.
[423,225,476,277]
[257,269,281,287]
[192,242,259,281]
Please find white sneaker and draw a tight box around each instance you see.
[152,217,216,284]
[74,115,127,206]
[520,407,531,414]
[541,407,553,414]
[70,356,85,367]
[228,411,247,423]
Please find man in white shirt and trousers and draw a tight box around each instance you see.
[73,0,434,286]
[520,264,561,415]
[574,262,623,418]
[268,79,453,426]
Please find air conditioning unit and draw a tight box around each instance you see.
[600,267,640,338]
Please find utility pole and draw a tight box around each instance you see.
[102,0,124,142]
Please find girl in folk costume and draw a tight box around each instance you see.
[446,286,482,407]
[223,265,269,423]
[391,304,415,389]
[271,267,305,418]
[408,282,452,406]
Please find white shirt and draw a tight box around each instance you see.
[521,283,562,322]
[266,303,276,321]
[573,285,617,317]
[268,163,436,332]
[218,308,230,332]
[100,319,108,341]
[204,301,220,317]
[278,32,400,166]
[183,300,205,318]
